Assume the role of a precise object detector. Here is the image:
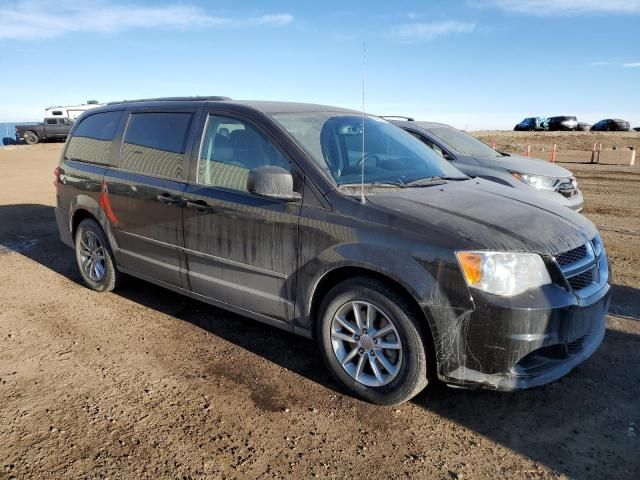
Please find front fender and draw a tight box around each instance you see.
[297,242,467,341]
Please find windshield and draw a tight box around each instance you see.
[270,113,464,186]
[424,125,502,158]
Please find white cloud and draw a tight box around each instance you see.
[590,61,640,68]
[0,1,293,40]
[480,0,640,15]
[392,21,476,42]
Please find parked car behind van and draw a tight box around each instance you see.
[547,116,578,131]
[590,119,630,131]
[387,119,584,212]
[55,98,610,405]
[514,117,547,131]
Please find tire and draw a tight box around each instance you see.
[316,276,430,405]
[24,131,39,145]
[74,219,119,292]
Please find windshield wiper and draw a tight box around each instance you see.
[404,175,470,187]
[403,176,448,187]
[340,181,406,188]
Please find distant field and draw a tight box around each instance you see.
[470,130,640,154]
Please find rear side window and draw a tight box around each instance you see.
[120,112,193,179]
[65,111,121,165]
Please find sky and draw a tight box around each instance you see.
[0,0,638,129]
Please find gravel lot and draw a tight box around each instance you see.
[1,140,638,479]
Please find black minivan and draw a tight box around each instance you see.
[55,97,610,405]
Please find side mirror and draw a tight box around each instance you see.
[248,166,301,201]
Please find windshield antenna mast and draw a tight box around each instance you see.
[360,42,366,204]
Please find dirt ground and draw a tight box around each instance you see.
[471,130,640,156]
[1,140,638,479]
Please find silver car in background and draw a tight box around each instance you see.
[388,119,584,212]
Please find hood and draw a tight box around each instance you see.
[473,154,573,178]
[366,178,595,255]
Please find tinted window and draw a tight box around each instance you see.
[46,119,57,125]
[120,112,193,179]
[52,111,63,116]
[197,115,291,191]
[65,111,121,165]
[74,111,121,141]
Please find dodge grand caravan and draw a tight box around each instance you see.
[55,97,610,405]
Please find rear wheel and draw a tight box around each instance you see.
[317,277,430,405]
[74,219,119,292]
[24,131,39,145]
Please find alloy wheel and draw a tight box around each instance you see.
[330,301,403,387]
[79,230,106,282]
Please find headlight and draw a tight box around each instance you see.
[456,251,552,296]
[511,172,558,191]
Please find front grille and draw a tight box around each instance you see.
[568,268,593,290]
[556,245,587,267]
[554,238,607,298]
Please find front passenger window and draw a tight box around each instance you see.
[198,115,291,192]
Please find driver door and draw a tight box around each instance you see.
[182,112,302,326]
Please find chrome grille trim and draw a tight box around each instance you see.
[553,238,608,298]
[555,177,578,199]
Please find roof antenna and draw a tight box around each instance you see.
[360,42,366,205]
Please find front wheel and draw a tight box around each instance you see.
[24,131,39,145]
[317,277,430,405]
[74,219,119,292]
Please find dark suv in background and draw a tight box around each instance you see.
[547,116,578,131]
[590,119,630,131]
[55,97,610,405]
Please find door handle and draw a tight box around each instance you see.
[185,199,215,213]
[156,193,183,206]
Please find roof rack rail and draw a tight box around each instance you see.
[381,115,415,121]
[107,96,232,105]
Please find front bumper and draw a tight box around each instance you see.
[534,187,584,212]
[558,188,584,212]
[438,282,610,391]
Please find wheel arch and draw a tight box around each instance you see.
[309,265,424,325]
[307,249,447,333]
[68,196,115,251]
[71,208,97,239]
[307,264,440,377]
